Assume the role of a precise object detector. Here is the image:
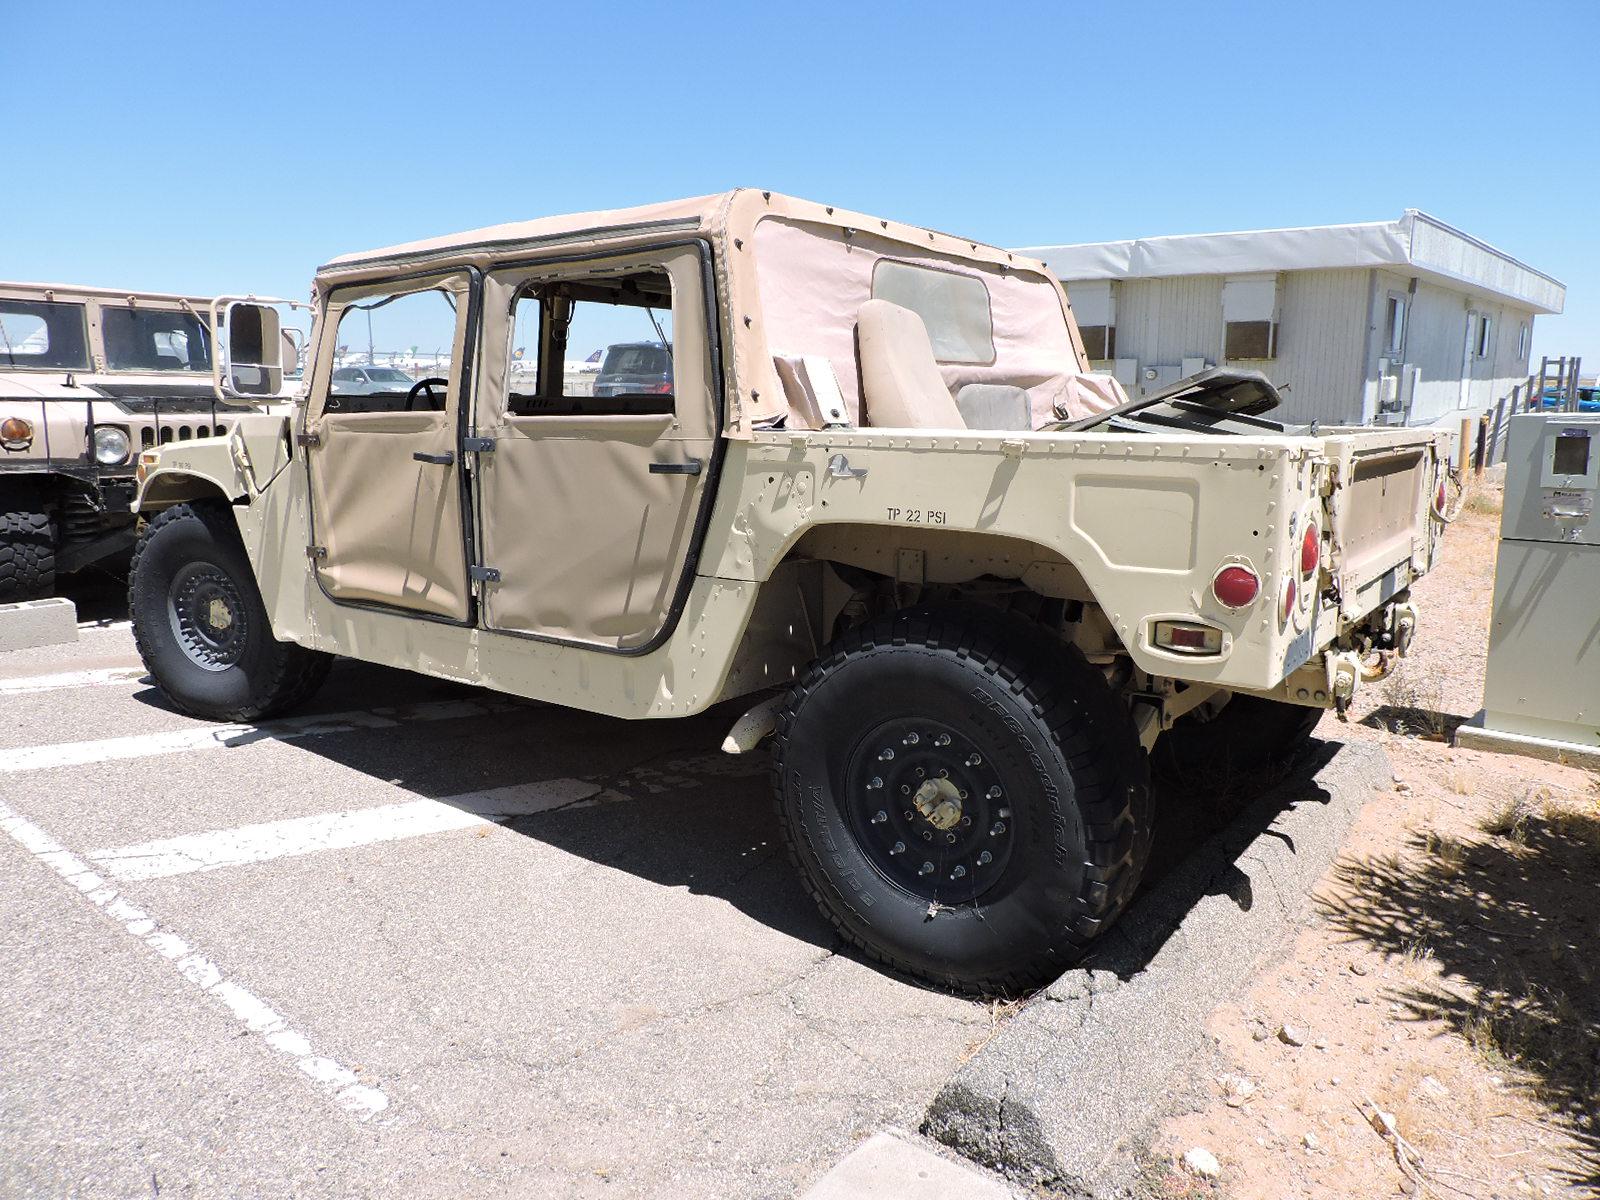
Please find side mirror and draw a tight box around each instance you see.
[208,297,306,404]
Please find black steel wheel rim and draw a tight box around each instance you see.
[841,717,1017,905]
[167,562,247,672]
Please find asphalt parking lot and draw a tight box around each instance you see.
[0,579,996,1198]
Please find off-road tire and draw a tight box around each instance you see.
[0,506,57,602]
[771,605,1152,995]
[1153,692,1323,784]
[129,501,331,721]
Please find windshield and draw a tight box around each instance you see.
[101,307,212,373]
[0,299,90,370]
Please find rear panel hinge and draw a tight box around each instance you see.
[462,436,496,453]
[296,430,322,449]
[469,564,501,584]
[306,545,327,562]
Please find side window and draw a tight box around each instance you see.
[328,286,458,413]
[1384,295,1406,355]
[102,308,212,372]
[507,269,674,417]
[0,300,90,370]
[871,260,995,364]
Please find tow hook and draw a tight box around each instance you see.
[1326,650,1361,721]
[1390,600,1418,657]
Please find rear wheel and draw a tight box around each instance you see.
[0,505,57,602]
[1153,692,1323,783]
[772,605,1151,995]
[129,501,331,721]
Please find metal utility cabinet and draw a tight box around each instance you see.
[1458,412,1600,765]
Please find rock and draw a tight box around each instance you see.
[1277,1024,1307,1047]
[1313,1038,1328,1050]
[1252,1025,1271,1042]
[1394,782,1412,794]
[1181,1147,1221,1179]
[1348,961,1368,976]
[1331,1076,1342,1086]
[1302,1131,1320,1151]
[1221,1075,1256,1107]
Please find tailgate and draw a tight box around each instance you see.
[1321,430,1444,619]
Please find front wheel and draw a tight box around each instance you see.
[129,501,331,721]
[0,505,57,602]
[772,605,1151,995]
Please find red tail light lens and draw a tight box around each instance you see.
[1434,478,1446,514]
[1300,523,1320,577]
[1282,576,1298,626]
[651,381,673,395]
[1212,565,1261,609]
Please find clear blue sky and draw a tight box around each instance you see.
[5,0,1596,373]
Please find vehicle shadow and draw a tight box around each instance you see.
[1320,812,1600,1191]
[256,661,1348,996]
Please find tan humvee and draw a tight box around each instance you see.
[127,191,1450,992]
[0,282,295,600]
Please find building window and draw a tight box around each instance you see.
[1384,296,1406,355]
[1475,314,1493,359]
[1517,321,1529,359]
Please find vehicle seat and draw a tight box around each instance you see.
[856,299,965,429]
[955,383,1032,431]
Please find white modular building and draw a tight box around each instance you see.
[1019,211,1565,427]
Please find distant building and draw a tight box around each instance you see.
[1019,211,1565,427]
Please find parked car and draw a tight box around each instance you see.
[591,341,672,399]
[329,365,416,395]
[0,282,290,601]
[127,190,1452,993]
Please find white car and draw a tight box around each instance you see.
[329,365,416,395]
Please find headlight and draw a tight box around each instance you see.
[0,416,33,451]
[93,425,132,466]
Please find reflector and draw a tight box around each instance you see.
[1212,564,1260,609]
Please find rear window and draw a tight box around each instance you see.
[599,345,671,377]
[102,307,212,372]
[871,260,995,364]
[0,299,90,369]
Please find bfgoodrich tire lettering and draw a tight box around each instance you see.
[129,501,331,721]
[771,605,1151,995]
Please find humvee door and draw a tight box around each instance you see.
[302,271,473,621]
[473,245,716,650]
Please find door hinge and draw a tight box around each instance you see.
[469,564,501,584]
[462,436,496,454]
[306,545,327,562]
[296,430,322,449]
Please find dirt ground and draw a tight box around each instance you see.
[1146,470,1600,1200]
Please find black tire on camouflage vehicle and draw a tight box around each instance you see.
[1152,691,1324,783]
[771,604,1152,995]
[129,500,331,722]
[0,504,57,602]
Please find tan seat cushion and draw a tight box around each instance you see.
[857,299,965,429]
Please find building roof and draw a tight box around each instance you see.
[1019,211,1565,315]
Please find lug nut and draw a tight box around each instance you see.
[934,733,951,747]
[868,777,883,790]
[871,810,887,824]
[977,850,992,866]
[990,821,1006,836]
[997,807,1011,819]
[944,832,956,843]
[966,753,982,767]
[903,732,920,745]
[890,841,905,855]
[879,748,895,761]
[922,830,933,841]
[919,861,935,876]
[986,785,1002,800]
[951,865,967,879]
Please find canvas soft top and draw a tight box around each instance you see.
[315,190,1079,433]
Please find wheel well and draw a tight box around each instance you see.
[137,472,235,513]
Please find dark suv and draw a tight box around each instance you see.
[591,341,672,399]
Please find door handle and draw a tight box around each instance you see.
[413,451,455,466]
[649,459,703,476]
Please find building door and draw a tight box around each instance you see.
[302,271,474,621]
[471,245,717,650]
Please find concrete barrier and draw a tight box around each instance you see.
[0,597,79,653]
[923,739,1392,1197]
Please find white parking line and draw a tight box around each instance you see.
[0,799,390,1120]
[0,666,147,695]
[88,779,600,881]
[0,695,527,774]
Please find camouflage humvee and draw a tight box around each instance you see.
[0,282,293,600]
[125,192,1451,992]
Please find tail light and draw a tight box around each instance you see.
[1212,564,1261,609]
[1281,575,1298,627]
[1153,621,1224,655]
[1300,521,1320,578]
[1433,477,1447,516]
[651,381,673,395]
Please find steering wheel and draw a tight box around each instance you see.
[404,377,449,412]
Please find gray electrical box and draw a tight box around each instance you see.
[1458,412,1600,765]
